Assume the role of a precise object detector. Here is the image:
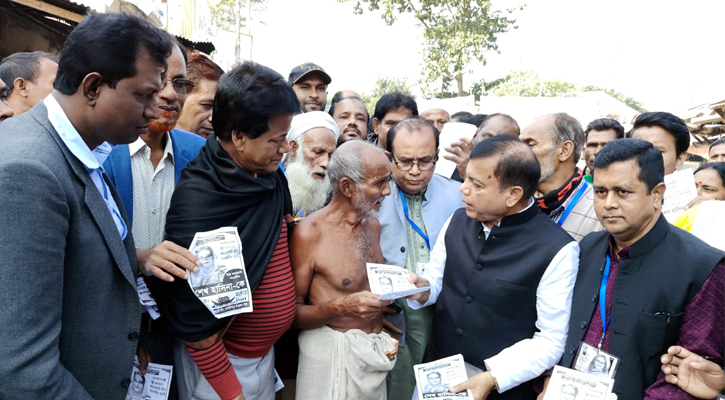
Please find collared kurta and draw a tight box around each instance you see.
[388,190,435,400]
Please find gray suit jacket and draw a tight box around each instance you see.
[0,102,142,399]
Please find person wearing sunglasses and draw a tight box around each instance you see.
[103,35,206,400]
[377,118,463,400]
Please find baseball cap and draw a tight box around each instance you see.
[288,62,332,86]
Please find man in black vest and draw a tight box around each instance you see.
[407,135,580,400]
[540,139,724,400]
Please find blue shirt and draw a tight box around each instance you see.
[44,94,127,240]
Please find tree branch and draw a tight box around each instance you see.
[405,0,431,30]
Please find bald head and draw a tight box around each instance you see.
[328,140,390,189]
[328,140,392,216]
[421,108,450,132]
[340,90,361,99]
[473,114,520,146]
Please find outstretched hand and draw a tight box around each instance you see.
[405,271,431,302]
[340,291,392,321]
[661,345,725,399]
[450,371,495,400]
[444,138,474,180]
[137,241,200,282]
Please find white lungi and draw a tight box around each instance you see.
[296,326,397,400]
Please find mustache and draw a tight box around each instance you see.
[344,126,361,135]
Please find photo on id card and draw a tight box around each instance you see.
[573,342,619,379]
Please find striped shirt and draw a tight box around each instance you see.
[187,221,296,400]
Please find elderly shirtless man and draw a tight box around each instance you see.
[291,140,398,400]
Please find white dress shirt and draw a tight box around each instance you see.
[44,94,127,240]
[129,134,175,250]
[409,199,580,393]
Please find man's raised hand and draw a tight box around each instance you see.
[405,271,431,303]
[137,240,199,282]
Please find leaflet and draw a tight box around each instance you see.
[689,200,725,251]
[125,358,173,400]
[662,169,698,222]
[367,263,430,301]
[188,227,253,319]
[136,277,160,320]
[436,122,478,179]
[414,354,473,399]
[544,365,614,400]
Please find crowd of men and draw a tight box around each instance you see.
[0,12,723,400]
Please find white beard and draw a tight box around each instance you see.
[286,152,331,217]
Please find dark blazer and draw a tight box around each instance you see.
[561,215,723,400]
[0,102,142,400]
[103,128,205,225]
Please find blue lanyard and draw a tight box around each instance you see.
[399,188,431,251]
[279,162,286,174]
[598,255,612,349]
[557,182,589,226]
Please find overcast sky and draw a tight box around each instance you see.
[250,0,725,113]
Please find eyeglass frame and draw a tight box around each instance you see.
[390,154,438,171]
[165,78,195,94]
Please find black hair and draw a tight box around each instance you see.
[212,61,299,141]
[695,162,725,188]
[0,51,58,94]
[451,111,472,121]
[709,137,725,153]
[630,112,690,157]
[372,91,418,122]
[54,13,172,95]
[593,138,664,193]
[470,134,540,199]
[480,113,520,135]
[385,118,440,154]
[585,118,625,139]
[463,113,487,128]
[328,96,368,122]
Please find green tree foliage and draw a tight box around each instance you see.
[488,71,648,112]
[581,85,648,113]
[361,77,413,115]
[339,0,522,97]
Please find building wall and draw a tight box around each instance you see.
[0,10,64,58]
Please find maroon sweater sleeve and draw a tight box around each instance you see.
[187,340,242,400]
[644,261,725,400]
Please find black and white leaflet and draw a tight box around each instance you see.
[544,366,614,400]
[414,354,473,399]
[662,169,697,222]
[188,227,253,319]
[125,357,173,400]
[136,277,160,320]
[367,263,430,300]
[573,342,619,379]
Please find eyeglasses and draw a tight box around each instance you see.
[391,155,437,171]
[166,78,195,94]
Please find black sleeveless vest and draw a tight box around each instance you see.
[428,205,574,399]
[561,215,723,400]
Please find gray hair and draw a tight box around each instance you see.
[328,140,383,191]
[543,113,585,159]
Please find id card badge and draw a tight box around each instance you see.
[573,341,620,379]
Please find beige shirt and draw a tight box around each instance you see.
[129,134,175,250]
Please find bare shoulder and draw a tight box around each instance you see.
[292,212,326,243]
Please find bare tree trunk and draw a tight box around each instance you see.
[456,75,464,97]
[440,79,445,99]
[234,0,241,63]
